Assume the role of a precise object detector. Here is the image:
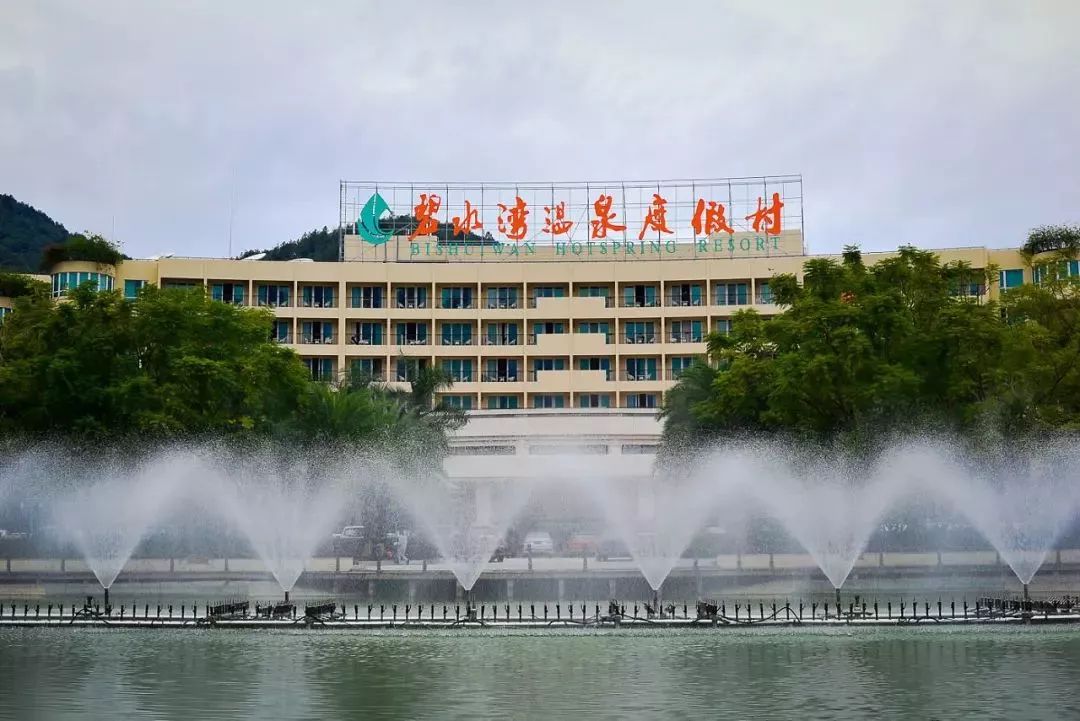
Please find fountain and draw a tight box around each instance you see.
[214,452,348,595]
[49,451,189,591]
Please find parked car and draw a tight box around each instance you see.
[522,531,555,555]
[332,525,364,540]
[564,533,600,556]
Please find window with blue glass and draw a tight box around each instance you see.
[999,269,1024,290]
[486,287,519,309]
[669,320,702,342]
[442,359,474,383]
[395,358,428,381]
[625,393,657,409]
[442,395,474,410]
[350,286,384,308]
[350,358,384,380]
[301,321,334,344]
[577,286,610,298]
[52,271,114,297]
[211,283,245,304]
[487,395,519,410]
[351,322,382,345]
[670,356,696,378]
[440,287,474,309]
[622,284,658,307]
[532,394,565,408]
[271,320,291,342]
[668,283,703,306]
[396,322,428,345]
[625,357,657,381]
[715,283,749,306]
[533,321,565,336]
[486,323,519,345]
[577,394,612,408]
[757,282,773,304]
[485,359,519,381]
[441,323,473,345]
[624,321,656,343]
[303,357,334,381]
[123,279,146,300]
[576,321,610,337]
[257,284,290,307]
[715,319,733,335]
[578,357,611,377]
[532,358,566,374]
[301,285,335,308]
[396,286,428,308]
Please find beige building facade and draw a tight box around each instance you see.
[40,231,1027,413]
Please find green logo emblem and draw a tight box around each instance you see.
[356,192,392,245]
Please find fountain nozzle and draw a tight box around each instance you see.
[835,587,841,608]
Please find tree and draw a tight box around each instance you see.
[0,284,310,439]
[0,194,69,272]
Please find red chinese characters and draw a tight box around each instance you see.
[590,194,626,239]
[746,192,784,235]
[638,193,673,240]
[497,196,529,241]
[691,199,735,236]
[452,200,483,237]
[543,201,573,236]
[409,193,442,240]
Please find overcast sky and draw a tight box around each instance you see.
[1,1,1077,258]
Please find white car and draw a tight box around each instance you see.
[522,531,554,555]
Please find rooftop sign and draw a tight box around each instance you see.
[339,177,803,261]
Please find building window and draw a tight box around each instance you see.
[487,395,519,410]
[670,356,696,378]
[442,359,474,383]
[532,321,565,339]
[395,286,428,308]
[668,283,703,306]
[715,319,733,335]
[0,306,10,322]
[350,286,384,308]
[529,444,609,455]
[669,320,703,343]
[578,393,612,408]
[396,322,429,345]
[271,320,291,343]
[123,279,146,300]
[578,357,611,379]
[301,285,336,308]
[624,321,656,344]
[715,283,749,306]
[532,286,566,300]
[395,358,428,382]
[301,321,335,344]
[442,395,475,411]
[621,444,659,455]
[52,271,114,298]
[486,323,519,346]
[756,282,773,304]
[625,393,657,409]
[441,323,473,346]
[532,358,566,375]
[440,286,474,309]
[622,284,658,307]
[350,322,383,345]
[577,286,610,299]
[999,269,1023,290]
[257,284,291,307]
[303,357,334,382]
[162,280,199,291]
[211,283,245,305]
[486,287,519,309]
[531,394,565,409]
[576,321,611,340]
[484,359,519,382]
[625,358,657,381]
[350,358,384,381]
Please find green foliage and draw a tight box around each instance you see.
[0,272,48,298]
[240,226,339,261]
[663,245,1077,445]
[0,194,69,272]
[40,233,125,271]
[1022,224,1080,256]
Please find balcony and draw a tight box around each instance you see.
[668,331,705,344]
[618,371,660,382]
[618,298,662,308]
[481,334,521,346]
[298,298,338,309]
[666,295,705,308]
[255,299,291,308]
[394,299,429,309]
[621,334,658,345]
[394,337,430,347]
[347,334,384,346]
[485,298,522,310]
[481,372,522,383]
[439,336,475,346]
[298,334,337,345]
[271,334,293,344]
[437,300,477,310]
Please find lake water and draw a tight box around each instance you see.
[3,625,1080,720]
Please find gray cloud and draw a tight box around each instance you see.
[1,0,1077,258]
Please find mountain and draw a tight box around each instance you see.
[240,226,339,261]
[0,195,70,272]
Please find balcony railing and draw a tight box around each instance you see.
[444,373,475,383]
[666,294,704,307]
[619,371,660,382]
[481,372,521,382]
[256,299,291,308]
[714,295,750,307]
[351,370,386,382]
[394,299,429,309]
[668,331,704,343]
[299,334,337,345]
[394,336,430,346]
[618,297,662,308]
[755,294,775,305]
[622,334,657,344]
[271,334,293,344]
[481,334,521,346]
[348,299,385,309]
[667,366,694,379]
[484,299,521,310]
[348,335,383,345]
[437,300,477,309]
[440,336,475,346]
[298,298,338,308]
